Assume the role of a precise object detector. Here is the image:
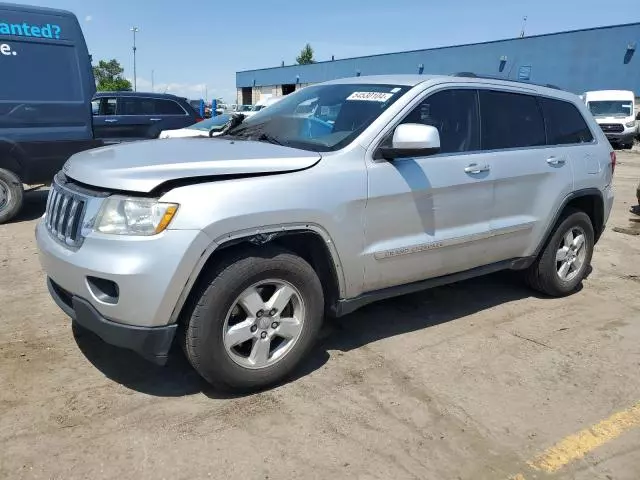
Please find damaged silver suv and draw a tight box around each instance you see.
[37,74,615,391]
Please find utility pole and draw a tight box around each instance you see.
[151,69,154,92]
[131,26,139,91]
[520,16,527,38]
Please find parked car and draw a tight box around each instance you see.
[251,96,283,112]
[37,74,614,392]
[235,104,254,115]
[0,2,101,223]
[159,114,231,138]
[583,90,636,149]
[92,92,201,142]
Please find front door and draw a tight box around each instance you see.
[362,88,496,292]
[92,97,122,139]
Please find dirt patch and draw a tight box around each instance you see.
[1,153,640,480]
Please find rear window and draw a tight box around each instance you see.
[480,90,546,150]
[0,41,82,101]
[541,97,593,145]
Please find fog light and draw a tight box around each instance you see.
[86,276,119,305]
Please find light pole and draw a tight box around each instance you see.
[131,26,139,91]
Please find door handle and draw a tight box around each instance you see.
[149,118,162,121]
[464,163,490,174]
[104,118,118,123]
[546,156,566,166]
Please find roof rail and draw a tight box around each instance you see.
[450,72,564,91]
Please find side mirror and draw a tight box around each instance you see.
[378,123,440,160]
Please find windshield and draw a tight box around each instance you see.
[187,114,231,131]
[252,105,266,111]
[588,100,634,117]
[238,105,254,112]
[225,83,410,152]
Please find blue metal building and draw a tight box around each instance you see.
[236,23,640,104]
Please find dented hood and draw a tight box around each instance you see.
[62,138,321,193]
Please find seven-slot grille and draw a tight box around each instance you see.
[45,182,87,248]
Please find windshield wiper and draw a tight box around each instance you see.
[256,133,285,146]
[215,113,245,137]
[223,123,285,146]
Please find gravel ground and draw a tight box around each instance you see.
[1,152,639,480]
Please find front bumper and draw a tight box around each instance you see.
[603,129,636,144]
[48,278,176,364]
[36,219,213,360]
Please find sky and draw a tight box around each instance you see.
[24,0,640,102]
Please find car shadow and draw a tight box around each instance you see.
[73,270,546,398]
[12,187,49,223]
[319,271,536,354]
[72,321,329,399]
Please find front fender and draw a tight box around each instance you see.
[167,223,347,324]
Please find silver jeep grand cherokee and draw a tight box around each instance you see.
[36,74,615,391]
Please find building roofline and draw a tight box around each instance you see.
[237,22,640,75]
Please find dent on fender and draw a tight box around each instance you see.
[167,222,347,324]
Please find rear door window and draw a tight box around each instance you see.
[118,98,154,115]
[117,98,185,115]
[479,90,545,150]
[541,97,594,144]
[155,99,186,115]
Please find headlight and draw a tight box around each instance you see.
[95,196,179,236]
[625,120,636,128]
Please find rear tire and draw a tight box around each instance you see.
[0,168,24,224]
[181,246,324,391]
[525,209,594,297]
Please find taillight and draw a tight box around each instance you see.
[195,117,203,123]
[610,151,616,174]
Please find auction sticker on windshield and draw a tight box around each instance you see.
[347,92,394,102]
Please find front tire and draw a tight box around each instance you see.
[182,246,324,391]
[0,168,24,224]
[525,209,594,297]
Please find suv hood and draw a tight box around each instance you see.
[63,138,321,193]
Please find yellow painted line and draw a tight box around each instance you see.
[528,401,640,473]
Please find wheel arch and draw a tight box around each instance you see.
[0,140,24,180]
[170,224,347,324]
[534,188,605,257]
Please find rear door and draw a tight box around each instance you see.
[540,96,598,201]
[116,97,156,139]
[481,89,574,261]
[152,98,194,133]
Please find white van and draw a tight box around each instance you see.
[583,90,636,149]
